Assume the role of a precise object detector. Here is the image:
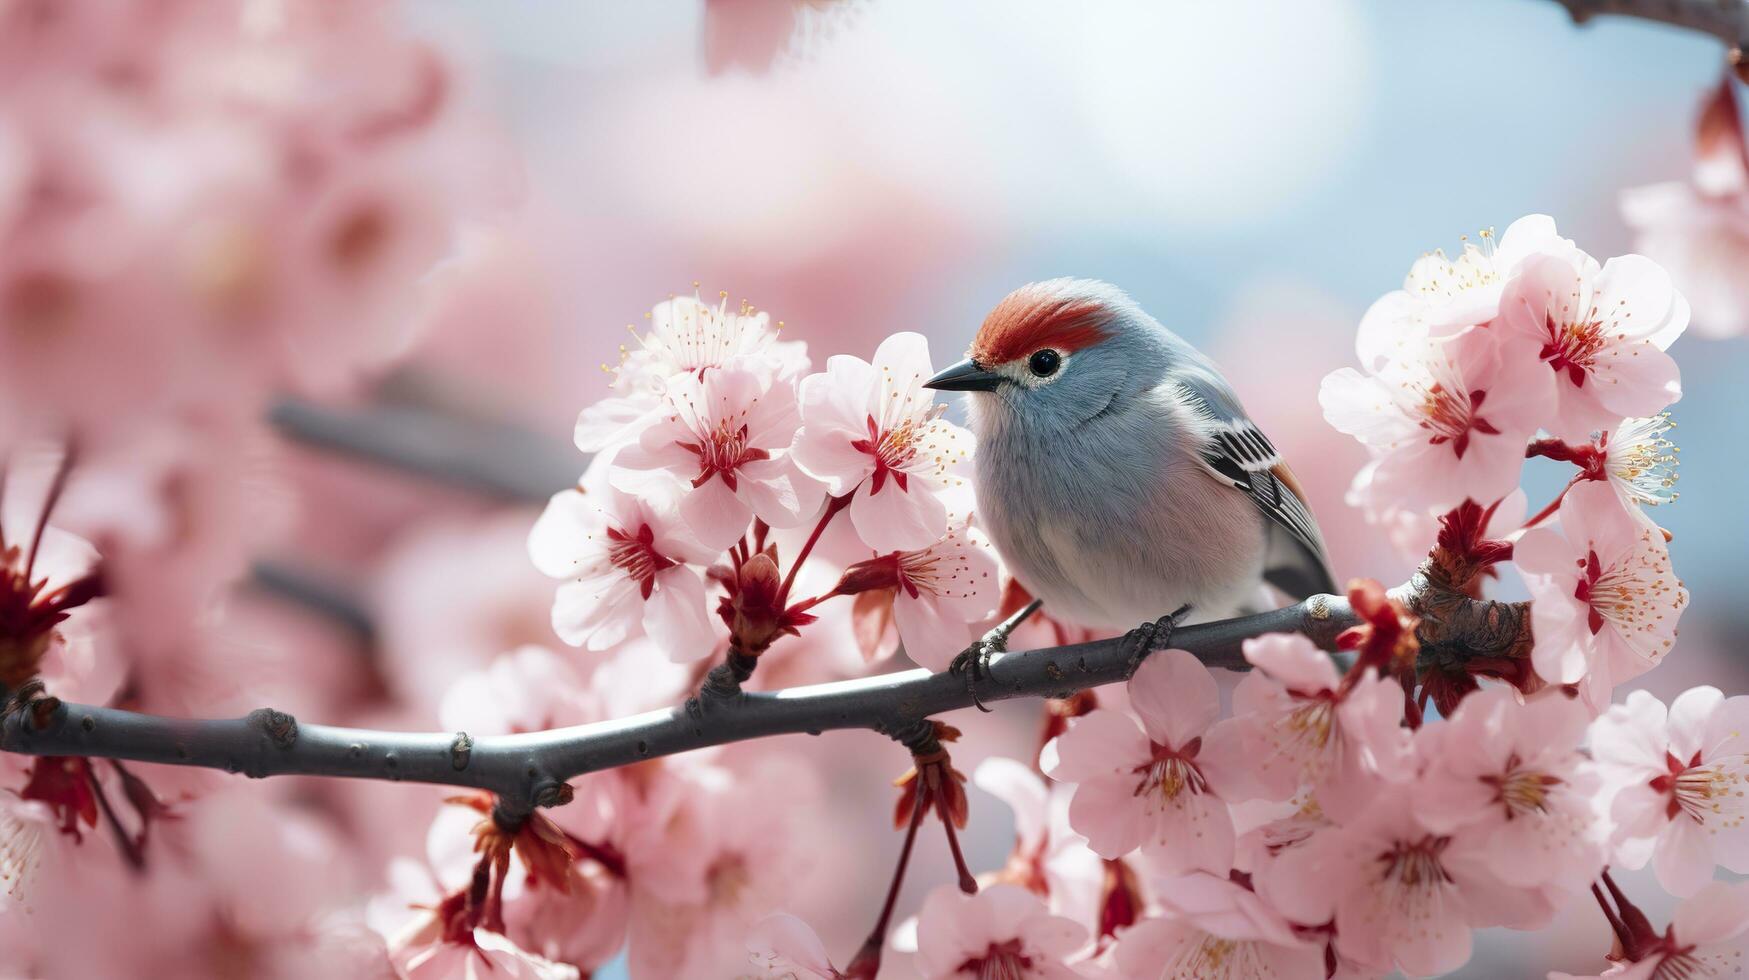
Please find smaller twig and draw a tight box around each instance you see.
[1551,0,1749,51]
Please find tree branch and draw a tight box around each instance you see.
[267,396,575,504]
[2,593,1373,820]
[1549,0,1749,51]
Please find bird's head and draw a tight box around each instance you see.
[924,278,1168,434]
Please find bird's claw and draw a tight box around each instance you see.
[1122,604,1192,679]
[949,636,1005,713]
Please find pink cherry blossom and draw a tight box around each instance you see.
[883,516,1002,672]
[1621,184,1749,342]
[1620,78,1749,340]
[1410,688,1604,894]
[1265,785,1556,978]
[1111,871,1324,980]
[1041,649,1237,873]
[1550,881,1749,980]
[745,913,843,979]
[1322,325,1554,515]
[393,925,580,980]
[576,292,809,453]
[1589,687,1749,897]
[1514,481,1687,699]
[1354,213,1585,368]
[973,757,1104,932]
[1500,251,1689,440]
[1204,633,1412,820]
[913,883,1087,980]
[527,480,721,661]
[611,358,822,549]
[0,796,60,911]
[791,332,974,552]
[622,754,826,979]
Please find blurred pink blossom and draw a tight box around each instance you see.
[1550,881,1749,980]
[1111,870,1324,980]
[1621,78,1749,340]
[912,883,1087,980]
[744,912,843,979]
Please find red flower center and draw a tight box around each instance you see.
[957,938,1034,980]
[605,524,677,599]
[1540,312,1608,387]
[1647,749,1711,822]
[678,420,770,491]
[851,414,921,495]
[1418,383,1500,460]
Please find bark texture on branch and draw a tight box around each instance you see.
[1552,0,1749,50]
[0,588,1532,819]
[4,595,1360,818]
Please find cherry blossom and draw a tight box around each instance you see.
[393,925,580,980]
[1041,649,1237,873]
[1110,871,1324,980]
[1354,213,1585,368]
[832,514,1002,671]
[1500,251,1689,440]
[1514,481,1687,699]
[1600,414,1681,511]
[972,757,1104,933]
[0,795,59,910]
[745,913,843,979]
[1589,687,1749,897]
[576,292,809,453]
[1620,78,1749,340]
[611,359,822,549]
[1266,785,1556,978]
[1551,881,1749,980]
[1322,325,1554,515]
[1205,633,1413,819]
[912,883,1087,980]
[791,332,975,552]
[1410,688,1604,894]
[527,479,721,660]
[622,755,825,979]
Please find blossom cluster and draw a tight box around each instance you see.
[0,7,1741,971]
[531,296,999,673]
[1322,215,1689,707]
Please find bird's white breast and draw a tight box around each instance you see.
[968,386,1268,631]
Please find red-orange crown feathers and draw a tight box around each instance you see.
[969,281,1112,367]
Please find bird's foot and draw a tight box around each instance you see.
[1122,604,1192,678]
[948,635,1004,713]
[948,598,1044,712]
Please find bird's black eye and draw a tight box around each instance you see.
[1027,349,1061,378]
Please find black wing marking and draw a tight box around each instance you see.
[1173,370,1337,599]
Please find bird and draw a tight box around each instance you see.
[923,278,1335,687]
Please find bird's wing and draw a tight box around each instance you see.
[1170,365,1337,600]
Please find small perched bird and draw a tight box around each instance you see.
[924,278,1335,675]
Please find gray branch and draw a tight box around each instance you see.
[1,594,1358,819]
[1550,0,1749,50]
[267,396,576,504]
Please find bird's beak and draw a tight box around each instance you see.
[924,358,1003,392]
